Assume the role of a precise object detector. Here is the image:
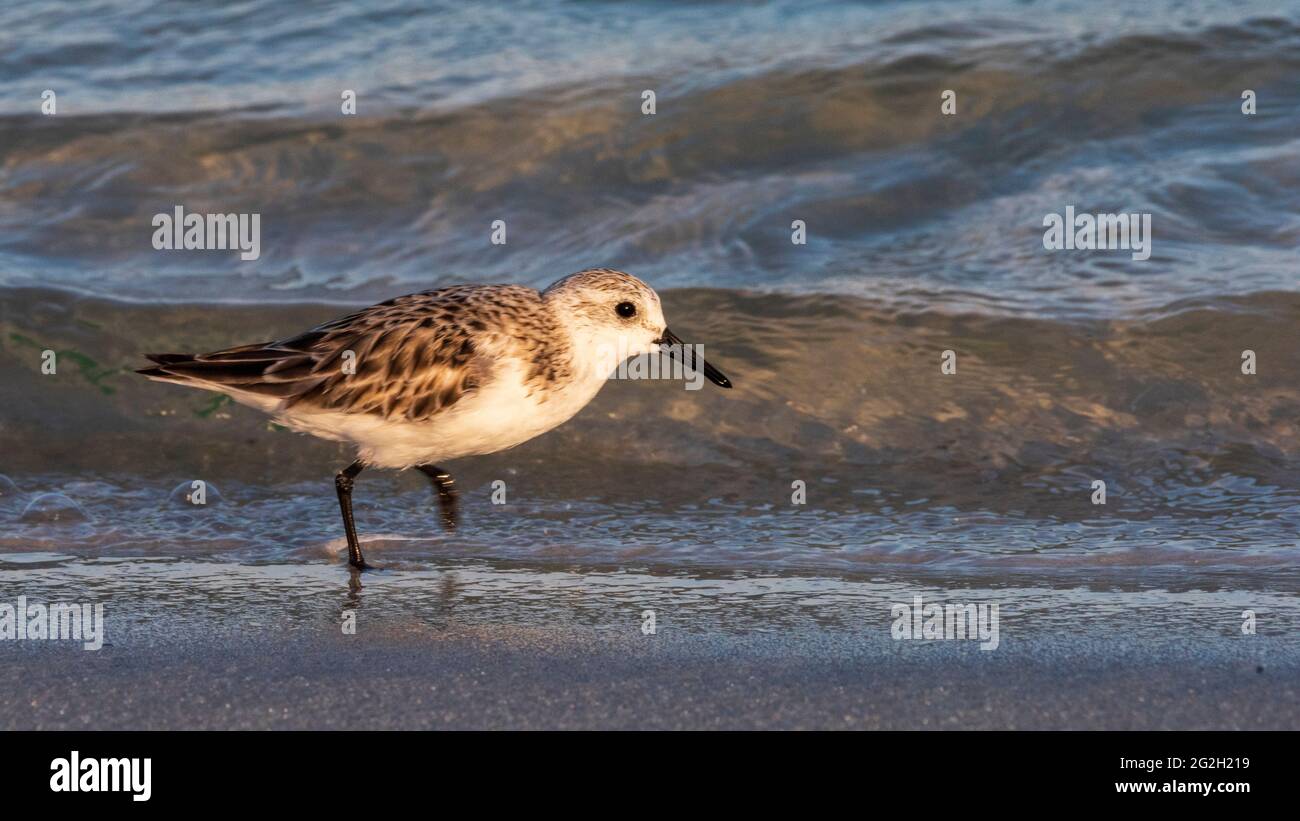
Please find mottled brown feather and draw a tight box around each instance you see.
[140,284,575,421]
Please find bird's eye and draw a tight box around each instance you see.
[615,301,637,318]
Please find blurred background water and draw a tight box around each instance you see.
[1,0,1297,312]
[0,1,1298,626]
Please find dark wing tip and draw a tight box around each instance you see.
[144,353,193,365]
[139,354,195,379]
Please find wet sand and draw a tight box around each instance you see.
[5,629,1295,730]
[3,554,1298,729]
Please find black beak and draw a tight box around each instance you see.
[655,328,733,389]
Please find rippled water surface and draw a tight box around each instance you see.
[2,0,1298,313]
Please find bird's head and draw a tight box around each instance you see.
[543,268,731,388]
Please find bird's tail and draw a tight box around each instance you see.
[136,353,205,385]
[135,341,324,406]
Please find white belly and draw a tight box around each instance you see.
[270,360,606,469]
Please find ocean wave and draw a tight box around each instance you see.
[1,15,1297,313]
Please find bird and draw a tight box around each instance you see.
[137,268,733,570]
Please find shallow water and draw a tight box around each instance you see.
[2,288,1297,597]
[1,0,1298,644]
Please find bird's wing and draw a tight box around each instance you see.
[139,286,536,421]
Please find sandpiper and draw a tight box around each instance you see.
[137,268,732,569]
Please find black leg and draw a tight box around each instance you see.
[334,460,371,570]
[416,464,459,531]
